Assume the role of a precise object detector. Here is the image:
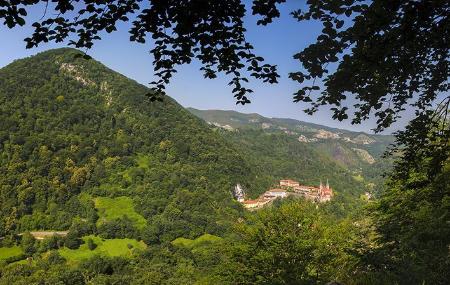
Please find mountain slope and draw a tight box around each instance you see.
[189,108,393,197]
[0,49,253,242]
[188,108,394,162]
[220,129,367,204]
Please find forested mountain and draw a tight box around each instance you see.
[0,48,379,245]
[0,48,255,243]
[0,49,447,285]
[189,108,393,196]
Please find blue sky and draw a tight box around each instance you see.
[0,1,412,133]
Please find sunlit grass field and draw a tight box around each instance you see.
[94,196,147,229]
[58,235,146,264]
[0,246,23,260]
[172,234,222,249]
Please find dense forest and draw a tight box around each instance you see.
[0,49,448,284]
[0,48,256,243]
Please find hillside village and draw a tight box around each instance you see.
[234,179,333,210]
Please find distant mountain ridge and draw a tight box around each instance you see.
[187,108,394,147]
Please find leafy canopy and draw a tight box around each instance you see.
[289,1,449,131]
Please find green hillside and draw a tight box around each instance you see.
[0,49,382,245]
[0,49,444,285]
[94,196,147,230]
[189,107,394,194]
[58,235,146,265]
[0,48,253,243]
[0,48,387,247]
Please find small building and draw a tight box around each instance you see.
[280,179,299,188]
[265,188,288,198]
[242,199,271,209]
[294,185,318,194]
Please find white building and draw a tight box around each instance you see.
[265,188,288,198]
[242,199,271,209]
[234,184,245,202]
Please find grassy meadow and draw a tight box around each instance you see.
[94,196,147,229]
[58,235,146,264]
[0,246,23,260]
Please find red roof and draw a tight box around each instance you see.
[267,188,286,193]
[242,200,259,204]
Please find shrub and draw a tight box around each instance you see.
[87,238,97,251]
[20,232,36,256]
[64,232,82,249]
[47,251,66,265]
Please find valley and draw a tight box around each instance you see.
[188,108,394,204]
[0,49,381,263]
[1,1,447,282]
[0,49,446,285]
